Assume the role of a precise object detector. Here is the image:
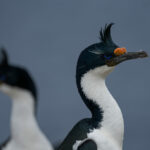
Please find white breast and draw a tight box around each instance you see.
[78,65,124,150]
[0,85,53,150]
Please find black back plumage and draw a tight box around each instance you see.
[57,119,96,150]
[0,137,10,150]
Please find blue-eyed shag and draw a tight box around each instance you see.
[57,23,148,150]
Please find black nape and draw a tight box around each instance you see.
[0,48,37,100]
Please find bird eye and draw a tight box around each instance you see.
[104,55,112,60]
[0,75,6,81]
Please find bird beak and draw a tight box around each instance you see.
[106,51,148,66]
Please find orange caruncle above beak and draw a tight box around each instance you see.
[114,47,127,56]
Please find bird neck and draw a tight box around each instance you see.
[10,90,49,148]
[77,66,124,146]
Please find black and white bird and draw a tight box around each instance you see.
[57,24,148,150]
[0,48,54,150]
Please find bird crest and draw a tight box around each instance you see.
[99,23,114,45]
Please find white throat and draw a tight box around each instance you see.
[11,89,38,142]
[81,65,124,148]
[0,84,53,150]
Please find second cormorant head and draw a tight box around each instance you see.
[0,48,37,100]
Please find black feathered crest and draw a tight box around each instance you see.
[0,47,9,66]
[99,23,114,44]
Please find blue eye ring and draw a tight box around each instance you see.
[104,55,112,60]
[0,75,6,81]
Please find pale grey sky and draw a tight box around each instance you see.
[0,0,150,150]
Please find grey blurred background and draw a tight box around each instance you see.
[0,0,150,149]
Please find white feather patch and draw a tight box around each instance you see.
[76,65,124,150]
[0,84,53,150]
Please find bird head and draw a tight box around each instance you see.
[0,48,36,99]
[76,23,148,78]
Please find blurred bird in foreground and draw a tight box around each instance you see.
[0,48,54,150]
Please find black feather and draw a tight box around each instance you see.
[99,23,114,44]
[0,137,10,150]
[78,139,97,150]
